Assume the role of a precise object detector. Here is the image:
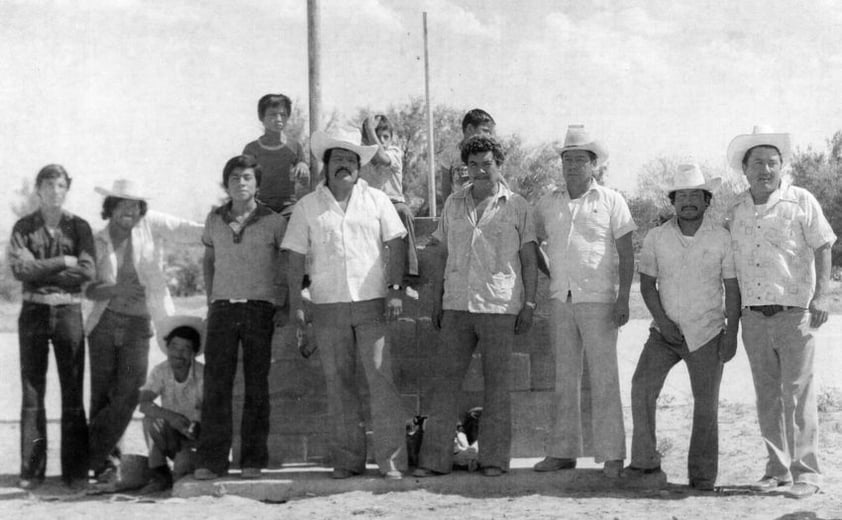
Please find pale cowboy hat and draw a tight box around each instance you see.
[156,315,205,356]
[94,178,152,201]
[666,163,722,195]
[556,125,609,166]
[726,125,791,172]
[310,128,379,167]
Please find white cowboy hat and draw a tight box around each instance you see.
[310,128,378,167]
[666,164,722,195]
[726,125,791,172]
[557,125,608,166]
[156,315,205,356]
[94,179,152,201]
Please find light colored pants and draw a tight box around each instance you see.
[741,307,820,486]
[631,329,723,485]
[546,299,625,462]
[313,299,409,475]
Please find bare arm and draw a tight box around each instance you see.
[430,239,448,329]
[720,277,741,362]
[138,389,192,433]
[640,272,683,345]
[614,231,634,326]
[515,241,538,334]
[810,242,832,328]
[287,251,307,326]
[362,116,393,166]
[202,246,214,306]
[384,237,405,320]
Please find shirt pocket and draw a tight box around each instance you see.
[762,215,798,256]
[489,271,516,302]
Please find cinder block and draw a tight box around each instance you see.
[394,357,420,393]
[510,391,555,457]
[389,317,418,358]
[305,433,331,463]
[401,393,420,416]
[509,352,531,391]
[530,351,555,391]
[266,434,306,466]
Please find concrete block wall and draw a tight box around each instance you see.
[229,217,590,467]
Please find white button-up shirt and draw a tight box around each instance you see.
[729,184,836,308]
[434,183,536,315]
[281,179,406,304]
[535,182,637,303]
[639,217,736,351]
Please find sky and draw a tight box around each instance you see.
[1,0,841,236]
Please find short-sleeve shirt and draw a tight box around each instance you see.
[360,145,405,202]
[729,185,836,308]
[534,181,637,303]
[243,139,307,212]
[202,202,287,305]
[639,217,736,351]
[140,360,204,422]
[433,183,536,315]
[281,179,407,304]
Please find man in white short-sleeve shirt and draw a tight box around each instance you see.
[283,129,408,480]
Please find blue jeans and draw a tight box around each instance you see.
[88,309,152,473]
[18,302,88,482]
[418,311,515,473]
[196,301,274,474]
[312,299,409,474]
[631,329,723,485]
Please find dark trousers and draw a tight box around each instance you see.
[418,311,515,473]
[88,309,152,473]
[18,302,88,482]
[196,301,274,474]
[630,329,723,485]
[392,202,418,277]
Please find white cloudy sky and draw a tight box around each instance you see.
[1,0,841,235]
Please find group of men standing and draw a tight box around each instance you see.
[8,113,836,499]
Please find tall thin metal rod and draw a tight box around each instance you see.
[307,0,322,186]
[423,12,436,217]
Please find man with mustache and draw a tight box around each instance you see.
[625,164,740,491]
[727,126,836,499]
[414,134,538,477]
[283,129,409,480]
[533,125,636,478]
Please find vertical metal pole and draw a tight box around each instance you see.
[423,12,436,217]
[307,0,322,187]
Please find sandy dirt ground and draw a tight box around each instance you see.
[0,314,840,519]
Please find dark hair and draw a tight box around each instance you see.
[374,115,393,135]
[741,145,782,168]
[165,325,201,354]
[322,148,361,187]
[561,150,598,164]
[460,135,506,166]
[35,164,72,189]
[461,109,495,133]
[257,93,292,120]
[101,197,148,220]
[668,190,713,205]
[222,154,262,188]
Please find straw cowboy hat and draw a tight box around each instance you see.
[557,125,609,166]
[726,125,791,172]
[156,315,205,356]
[94,179,152,201]
[310,128,379,167]
[666,163,722,195]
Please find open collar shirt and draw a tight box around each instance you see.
[729,184,836,308]
[639,216,736,351]
[433,183,536,315]
[281,179,406,304]
[535,181,637,303]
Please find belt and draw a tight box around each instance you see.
[22,292,83,306]
[745,305,803,317]
[212,299,272,305]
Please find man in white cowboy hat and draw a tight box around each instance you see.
[533,124,636,477]
[86,178,203,484]
[8,164,95,489]
[282,128,409,479]
[726,126,836,499]
[194,154,287,481]
[625,164,740,490]
[138,315,205,492]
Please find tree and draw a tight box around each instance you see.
[12,178,39,218]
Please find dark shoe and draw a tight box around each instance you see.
[623,465,662,476]
[533,457,576,472]
[690,480,715,491]
[482,466,503,477]
[331,468,360,479]
[18,477,44,490]
[750,475,792,492]
[63,477,89,491]
[784,482,819,499]
[193,468,220,480]
[411,467,443,478]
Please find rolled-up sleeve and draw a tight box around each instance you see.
[281,202,310,255]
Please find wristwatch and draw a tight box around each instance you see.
[388,284,403,291]
[524,301,537,310]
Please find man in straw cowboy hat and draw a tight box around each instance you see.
[194,154,287,481]
[625,164,740,490]
[8,164,95,489]
[138,315,205,492]
[86,178,203,485]
[533,125,636,478]
[282,128,409,480]
[726,126,836,499]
